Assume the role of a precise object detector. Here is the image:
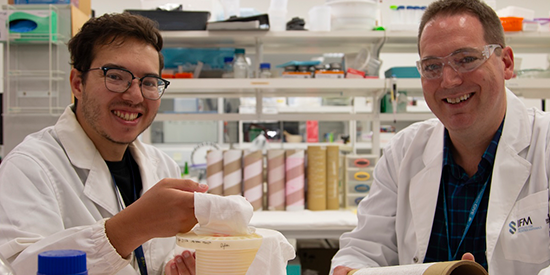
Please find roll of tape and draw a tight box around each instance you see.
[354,171,371,181]
[354,158,371,168]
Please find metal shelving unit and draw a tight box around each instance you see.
[146,30,550,155]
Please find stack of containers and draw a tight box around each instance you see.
[325,0,378,31]
[496,6,536,32]
[203,147,343,211]
[344,154,378,208]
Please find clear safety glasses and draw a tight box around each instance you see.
[416,44,502,79]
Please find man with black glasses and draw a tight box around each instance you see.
[0,13,205,274]
[331,0,550,274]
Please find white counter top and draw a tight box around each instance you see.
[249,210,358,239]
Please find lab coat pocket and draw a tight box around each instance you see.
[501,190,550,264]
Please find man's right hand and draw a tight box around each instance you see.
[334,265,354,275]
[105,178,208,257]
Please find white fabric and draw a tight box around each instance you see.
[0,106,181,275]
[248,228,296,275]
[331,89,550,275]
[194,192,255,236]
[193,193,296,274]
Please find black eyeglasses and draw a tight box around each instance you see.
[86,66,170,100]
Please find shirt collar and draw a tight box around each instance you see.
[443,118,505,170]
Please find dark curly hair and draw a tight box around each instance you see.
[68,12,164,76]
[418,0,505,53]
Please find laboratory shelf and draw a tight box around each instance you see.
[505,78,550,98]
[161,30,386,54]
[163,78,387,98]
[161,30,550,54]
[149,29,550,157]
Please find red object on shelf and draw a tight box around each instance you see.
[306,120,319,143]
[175,72,194,78]
[500,17,523,31]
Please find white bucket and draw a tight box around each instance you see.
[176,232,263,275]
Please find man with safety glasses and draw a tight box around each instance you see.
[332,0,550,274]
[0,13,206,274]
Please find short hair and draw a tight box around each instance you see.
[68,12,164,75]
[418,0,505,53]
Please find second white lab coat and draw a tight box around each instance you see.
[331,89,550,275]
[0,106,181,274]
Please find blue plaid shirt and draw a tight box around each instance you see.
[424,120,504,271]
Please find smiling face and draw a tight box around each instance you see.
[419,13,514,138]
[70,37,161,160]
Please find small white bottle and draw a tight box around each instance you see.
[258,63,272,78]
[233,48,249,79]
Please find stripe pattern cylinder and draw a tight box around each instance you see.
[326,145,340,210]
[223,150,243,196]
[243,149,264,211]
[206,150,224,195]
[307,145,327,211]
[267,149,286,210]
[285,149,305,211]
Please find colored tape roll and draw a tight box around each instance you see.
[354,158,371,168]
[354,184,371,193]
[354,171,371,181]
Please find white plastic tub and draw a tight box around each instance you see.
[326,0,378,30]
[326,0,377,18]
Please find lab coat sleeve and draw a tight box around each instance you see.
[330,144,400,273]
[0,153,130,274]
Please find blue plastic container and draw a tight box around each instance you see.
[384,66,420,78]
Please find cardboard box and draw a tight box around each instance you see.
[70,4,88,36]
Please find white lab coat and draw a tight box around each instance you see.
[0,106,181,274]
[331,89,550,275]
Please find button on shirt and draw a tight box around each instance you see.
[424,120,504,271]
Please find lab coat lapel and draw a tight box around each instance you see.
[410,123,445,258]
[485,89,531,264]
[55,106,121,216]
[84,155,120,216]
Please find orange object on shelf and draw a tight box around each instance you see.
[175,72,194,78]
[500,17,523,31]
[161,73,175,78]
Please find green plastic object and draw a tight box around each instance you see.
[9,9,58,42]
[183,161,190,177]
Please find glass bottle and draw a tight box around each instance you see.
[222,56,234,78]
[233,48,249,79]
[258,63,272,78]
